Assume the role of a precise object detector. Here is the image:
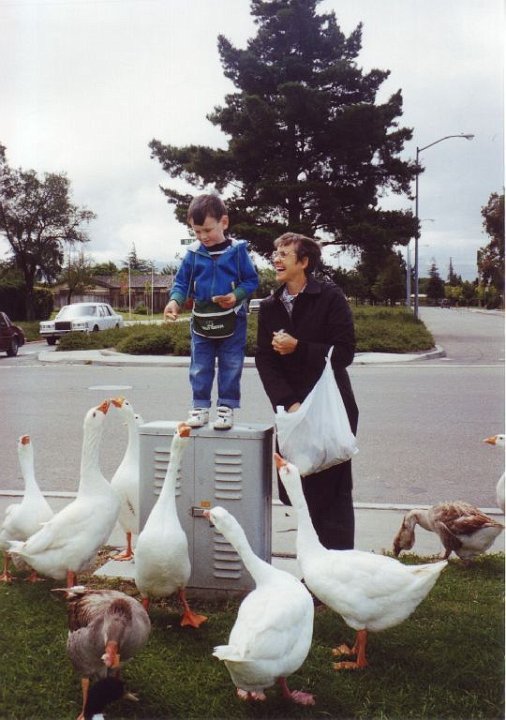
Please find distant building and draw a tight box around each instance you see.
[51,273,174,313]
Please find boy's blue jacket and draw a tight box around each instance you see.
[169,239,259,307]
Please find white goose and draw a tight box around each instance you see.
[9,401,120,586]
[275,453,447,670]
[134,423,207,628]
[484,433,505,512]
[0,434,54,582]
[206,505,315,705]
[110,397,144,561]
[55,585,150,720]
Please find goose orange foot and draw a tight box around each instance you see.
[331,629,368,670]
[237,689,267,702]
[179,589,207,628]
[277,677,315,706]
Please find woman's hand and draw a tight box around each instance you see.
[287,402,301,413]
[272,330,298,355]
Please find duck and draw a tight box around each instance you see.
[393,501,504,563]
[109,397,144,561]
[54,585,150,720]
[274,453,447,670]
[9,401,120,586]
[483,433,505,512]
[134,423,207,628]
[206,505,315,705]
[0,434,54,582]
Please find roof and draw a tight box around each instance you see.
[92,273,173,289]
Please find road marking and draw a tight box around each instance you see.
[88,384,133,390]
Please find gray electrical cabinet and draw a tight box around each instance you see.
[138,421,273,594]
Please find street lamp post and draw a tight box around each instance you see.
[413,133,474,319]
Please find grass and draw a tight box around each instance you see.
[0,552,503,720]
[46,306,434,356]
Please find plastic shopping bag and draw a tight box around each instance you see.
[275,348,358,476]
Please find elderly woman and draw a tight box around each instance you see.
[255,233,359,550]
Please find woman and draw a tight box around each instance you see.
[255,233,358,550]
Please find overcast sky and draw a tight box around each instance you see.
[1,0,503,280]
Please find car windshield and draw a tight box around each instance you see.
[57,305,97,319]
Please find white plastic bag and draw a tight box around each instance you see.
[275,348,358,476]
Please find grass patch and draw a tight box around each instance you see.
[0,553,503,719]
[53,306,434,357]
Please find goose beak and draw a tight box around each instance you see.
[102,641,120,668]
[97,400,110,414]
[20,435,30,445]
[111,397,125,408]
[483,435,497,445]
[177,422,191,438]
[274,453,287,470]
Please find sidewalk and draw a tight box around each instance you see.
[36,345,446,367]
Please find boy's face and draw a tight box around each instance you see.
[190,214,229,248]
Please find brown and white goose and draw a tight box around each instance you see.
[393,501,504,563]
[55,585,150,720]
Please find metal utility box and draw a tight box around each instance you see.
[139,421,273,594]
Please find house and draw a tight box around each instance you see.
[51,273,174,313]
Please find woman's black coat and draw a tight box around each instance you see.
[255,276,358,434]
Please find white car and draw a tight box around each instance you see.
[248,298,263,313]
[39,302,124,345]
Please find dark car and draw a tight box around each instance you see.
[0,312,26,357]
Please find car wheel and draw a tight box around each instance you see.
[46,338,57,346]
[6,338,18,357]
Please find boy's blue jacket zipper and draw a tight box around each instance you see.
[169,239,259,307]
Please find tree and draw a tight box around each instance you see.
[478,191,504,306]
[0,145,95,319]
[371,252,405,305]
[447,257,462,286]
[122,244,153,273]
[92,261,119,276]
[149,0,417,258]
[426,261,445,305]
[59,251,95,305]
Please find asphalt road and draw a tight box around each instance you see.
[1,306,503,509]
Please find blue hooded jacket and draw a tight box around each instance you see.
[169,239,258,307]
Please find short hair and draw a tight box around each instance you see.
[274,232,322,275]
[187,194,227,225]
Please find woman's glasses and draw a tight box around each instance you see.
[270,250,297,261]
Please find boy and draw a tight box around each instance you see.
[164,194,258,430]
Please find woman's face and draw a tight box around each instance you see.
[271,243,308,284]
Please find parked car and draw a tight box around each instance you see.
[248,298,263,313]
[0,312,26,357]
[39,302,124,345]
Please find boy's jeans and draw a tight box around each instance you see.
[189,310,247,409]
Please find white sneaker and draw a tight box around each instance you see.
[212,406,234,430]
[186,408,209,428]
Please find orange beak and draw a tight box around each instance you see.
[20,435,30,445]
[97,400,110,414]
[274,453,287,470]
[102,641,120,669]
[484,436,498,446]
[177,422,191,438]
[111,397,125,408]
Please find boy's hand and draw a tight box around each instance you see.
[212,293,236,309]
[164,301,180,321]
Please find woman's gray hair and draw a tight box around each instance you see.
[274,233,322,275]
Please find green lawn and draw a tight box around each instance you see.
[0,553,503,719]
